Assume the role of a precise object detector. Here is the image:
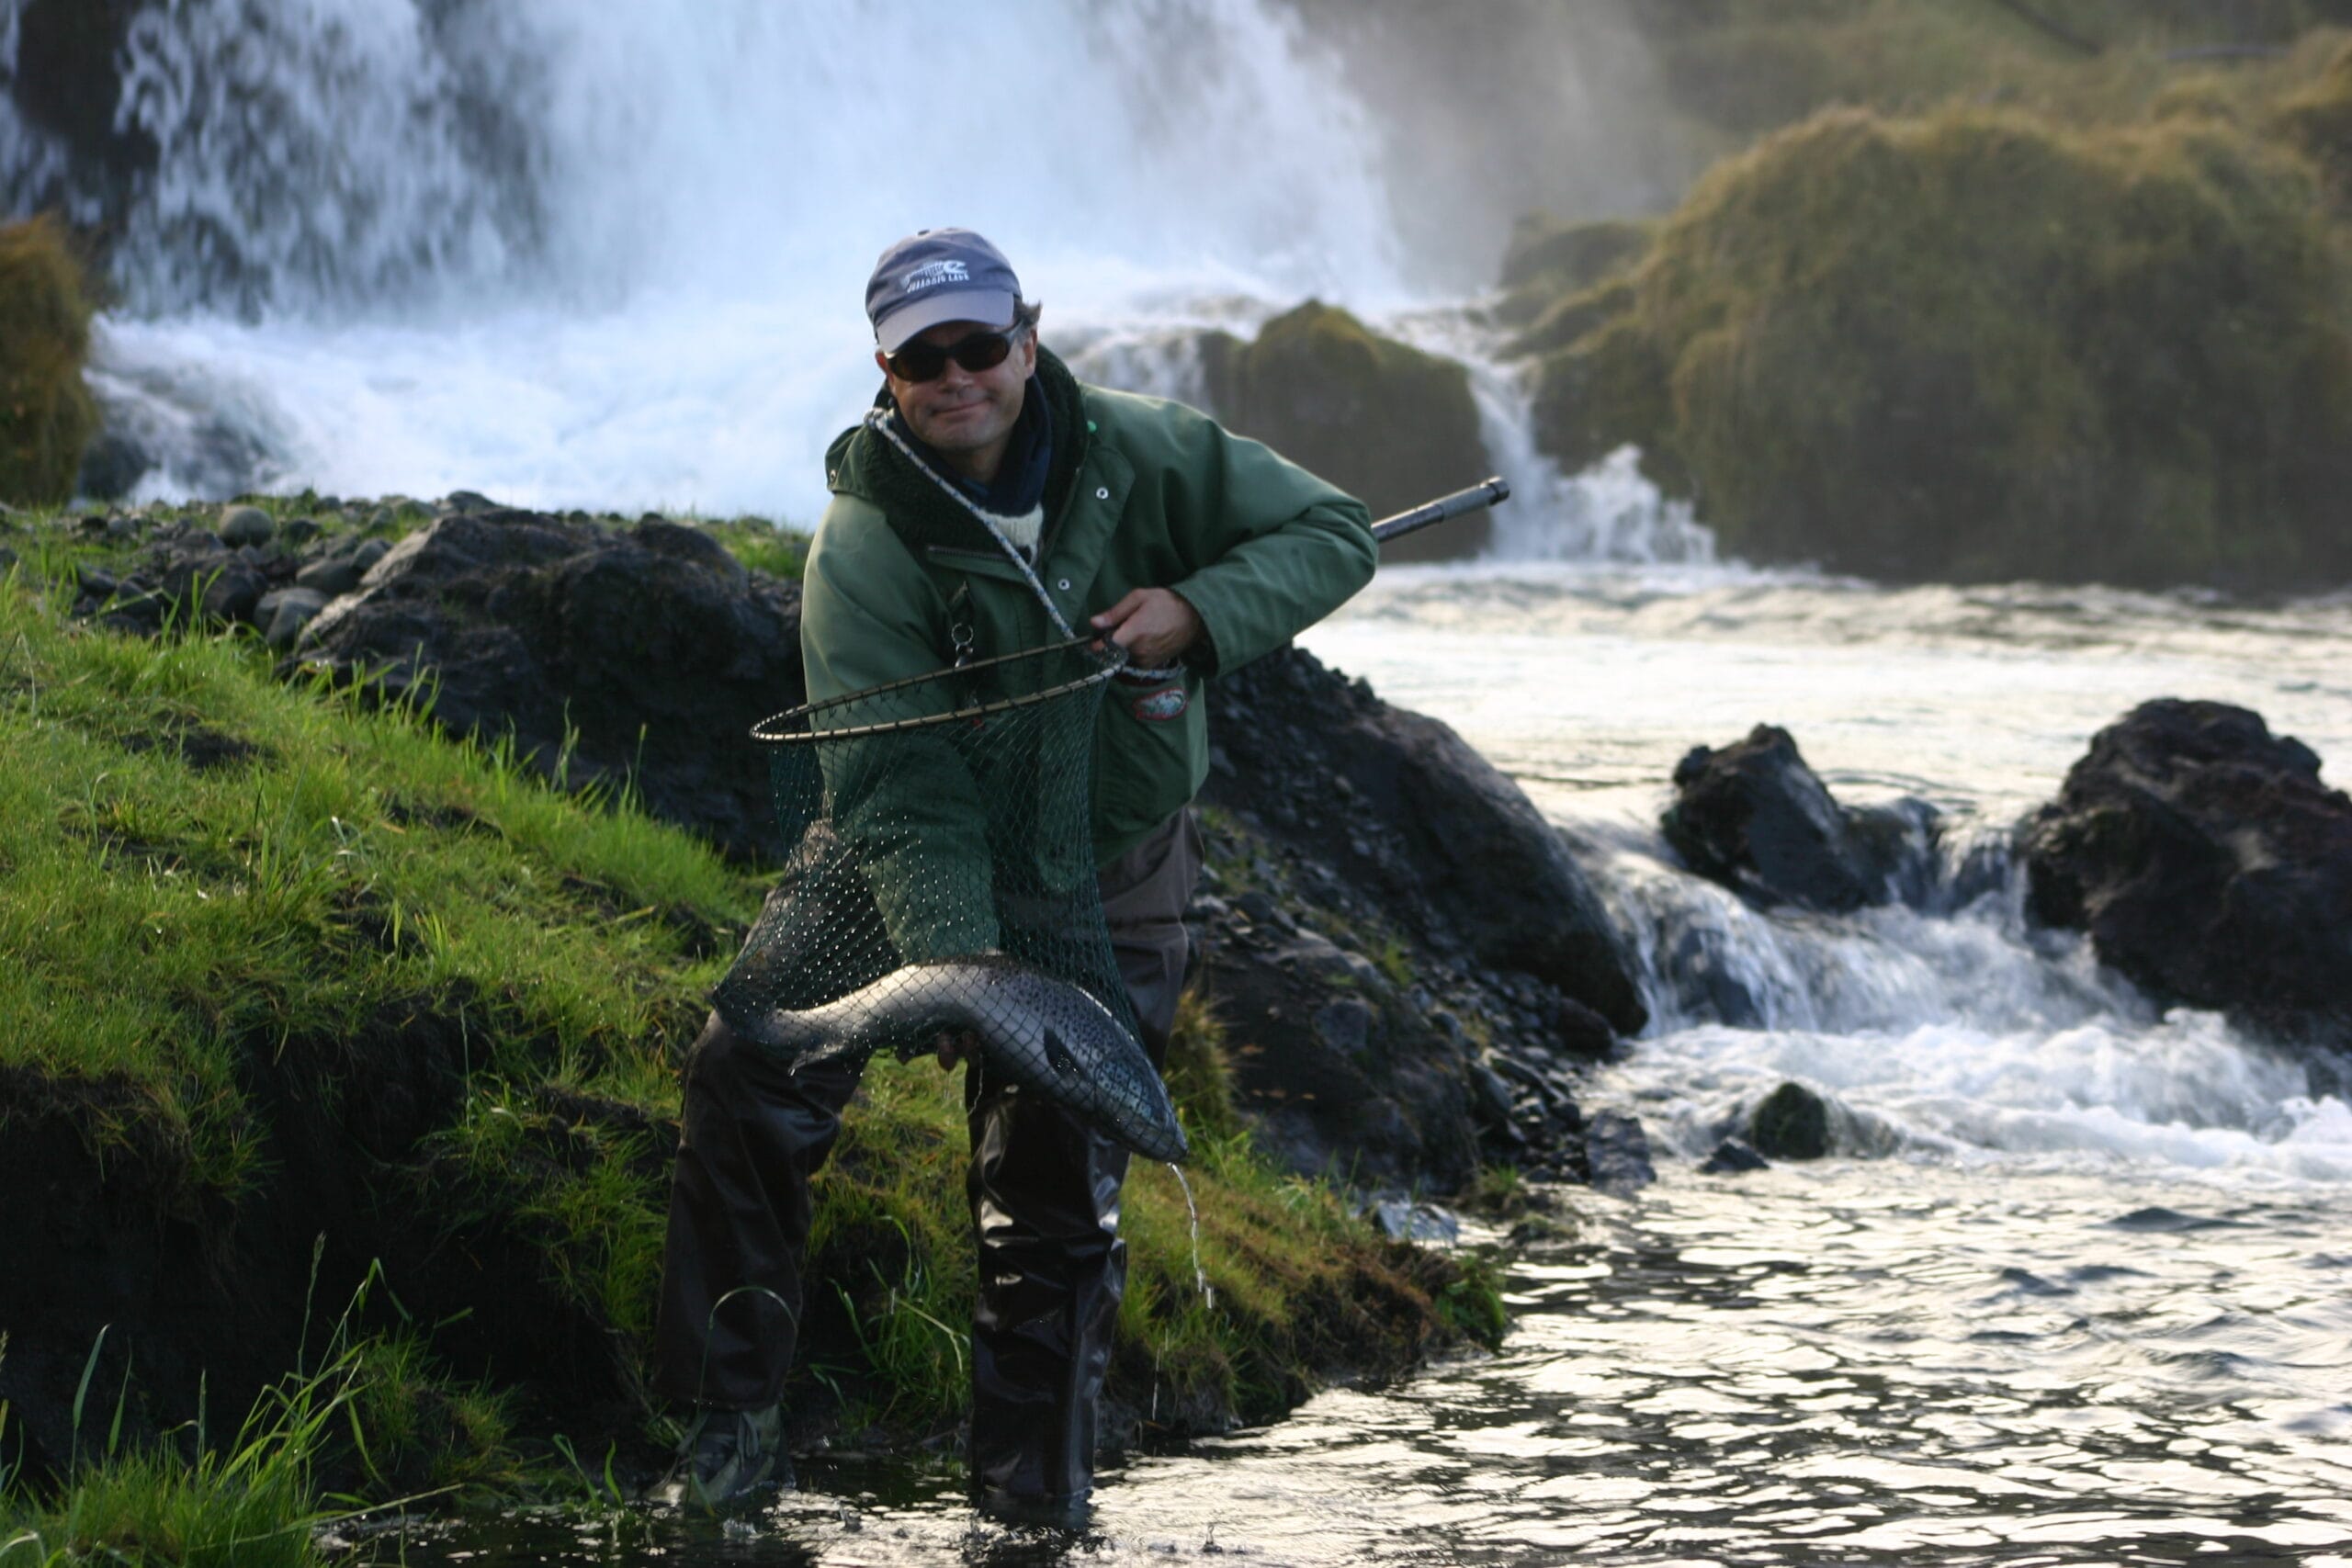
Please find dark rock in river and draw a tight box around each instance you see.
[1582,1110,1656,1195]
[1749,1080,1831,1160]
[1665,725,1939,912]
[2023,699,2352,1051]
[294,511,805,862]
[1209,647,1646,1036]
[1700,1137,1770,1175]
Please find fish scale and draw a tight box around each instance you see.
[732,954,1188,1164]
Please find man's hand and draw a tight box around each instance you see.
[1091,588,1201,669]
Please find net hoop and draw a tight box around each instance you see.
[748,637,1127,746]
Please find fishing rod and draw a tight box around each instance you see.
[1371,476,1510,547]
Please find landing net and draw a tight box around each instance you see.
[711,637,1142,1061]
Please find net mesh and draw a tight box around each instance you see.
[712,637,1142,1067]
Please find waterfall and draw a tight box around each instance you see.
[5,0,1708,559]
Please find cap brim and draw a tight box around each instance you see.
[876,289,1017,354]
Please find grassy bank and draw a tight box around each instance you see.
[0,516,1494,1561]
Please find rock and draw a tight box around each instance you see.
[1700,1137,1770,1175]
[218,504,275,547]
[1208,647,1646,1035]
[293,511,804,862]
[1663,725,1938,912]
[150,537,266,626]
[2022,699,2352,1050]
[1748,1081,1830,1160]
[1498,212,1653,294]
[295,555,363,596]
[257,587,329,649]
[1369,1198,1462,1246]
[1197,301,1490,563]
[1530,106,2352,590]
[278,515,320,546]
[441,490,500,514]
[1582,1110,1655,1195]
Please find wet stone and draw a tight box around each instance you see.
[1750,1081,1831,1160]
[1701,1137,1770,1175]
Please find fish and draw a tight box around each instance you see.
[728,953,1189,1165]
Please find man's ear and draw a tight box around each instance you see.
[1018,328,1039,375]
[874,349,893,378]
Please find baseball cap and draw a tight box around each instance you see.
[865,228,1023,354]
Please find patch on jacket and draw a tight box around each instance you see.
[1131,686,1188,723]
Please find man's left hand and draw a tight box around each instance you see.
[1091,588,1201,669]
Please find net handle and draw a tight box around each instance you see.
[749,635,1130,746]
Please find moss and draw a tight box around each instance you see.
[1504,273,1637,362]
[1536,104,2352,587]
[1638,2,2351,144]
[1528,312,1679,490]
[0,217,99,509]
[1200,301,1488,558]
[2276,36,2352,201]
[1490,215,1654,329]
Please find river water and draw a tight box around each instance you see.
[12,3,2352,1560]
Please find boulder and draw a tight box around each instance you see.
[294,512,805,863]
[1197,911,1482,1193]
[1663,725,1938,912]
[1198,302,1490,563]
[0,217,99,508]
[2022,700,2352,1050]
[1532,106,2352,590]
[1748,1081,1830,1160]
[1208,647,1647,1036]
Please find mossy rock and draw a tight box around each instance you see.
[1504,273,1637,361]
[1534,105,2352,588]
[1527,313,1683,493]
[1200,301,1490,562]
[0,216,99,508]
[1499,214,1654,294]
[2276,37,2352,203]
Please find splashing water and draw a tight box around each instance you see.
[1168,1161,1216,1311]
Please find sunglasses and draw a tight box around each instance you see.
[885,324,1026,383]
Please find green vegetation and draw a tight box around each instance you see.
[0,218,98,509]
[1201,302,1488,556]
[1525,92,2352,586]
[0,533,1486,1552]
[694,514,807,580]
[0,1269,509,1568]
[1636,1,2352,146]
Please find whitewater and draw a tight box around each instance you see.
[10,0,2351,1558]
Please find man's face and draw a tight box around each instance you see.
[877,318,1036,465]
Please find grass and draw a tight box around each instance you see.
[0,529,1489,1543]
[0,1265,509,1568]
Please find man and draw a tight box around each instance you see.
[652,228,1375,1517]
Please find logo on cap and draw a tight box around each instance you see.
[904,259,970,293]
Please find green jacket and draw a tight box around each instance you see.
[800,348,1374,955]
